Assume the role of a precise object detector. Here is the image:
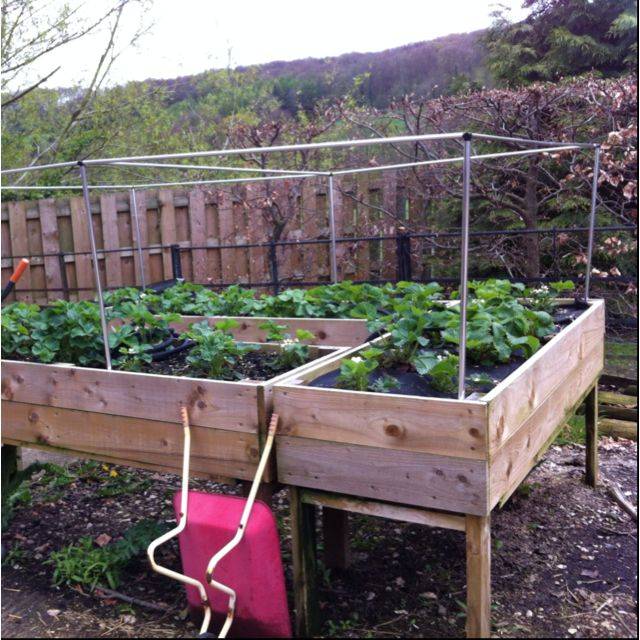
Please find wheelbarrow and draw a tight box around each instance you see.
[147,408,291,638]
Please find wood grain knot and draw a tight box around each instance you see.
[14,374,24,384]
[468,427,481,439]
[1,383,13,400]
[318,331,327,340]
[197,400,206,410]
[457,474,469,484]
[384,423,404,438]
[28,411,39,423]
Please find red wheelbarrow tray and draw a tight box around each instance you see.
[1,336,347,484]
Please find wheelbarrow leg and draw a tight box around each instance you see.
[466,514,491,638]
[290,486,320,636]
[585,383,599,488]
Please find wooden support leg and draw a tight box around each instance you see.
[466,514,491,639]
[290,486,320,636]
[1,444,19,492]
[239,480,275,507]
[585,384,599,488]
[322,507,351,569]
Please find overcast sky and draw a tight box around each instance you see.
[18,0,531,89]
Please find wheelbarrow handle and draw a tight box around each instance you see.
[2,258,29,302]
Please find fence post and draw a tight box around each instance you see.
[395,226,412,282]
[58,252,69,300]
[170,244,183,280]
[269,239,280,294]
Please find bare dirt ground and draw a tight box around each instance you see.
[1,437,637,639]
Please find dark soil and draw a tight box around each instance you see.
[139,342,312,382]
[1,438,636,638]
[311,303,588,399]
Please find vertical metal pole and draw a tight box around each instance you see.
[79,163,112,370]
[130,188,146,289]
[327,174,338,283]
[584,145,601,301]
[458,134,472,400]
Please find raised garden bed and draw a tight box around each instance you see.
[273,299,605,514]
[1,335,344,483]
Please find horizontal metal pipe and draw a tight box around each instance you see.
[0,160,79,176]
[332,145,584,177]
[1,171,315,191]
[473,133,597,149]
[101,160,330,176]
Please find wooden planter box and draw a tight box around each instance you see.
[168,315,371,347]
[273,300,605,515]
[1,342,344,483]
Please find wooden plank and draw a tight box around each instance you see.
[130,189,150,287]
[598,418,637,440]
[69,197,94,299]
[99,194,122,288]
[355,174,371,280]
[585,385,598,487]
[245,183,269,285]
[189,189,207,283]
[169,315,370,347]
[381,172,398,280]
[38,199,63,301]
[488,340,603,508]
[274,385,488,459]
[7,201,32,301]
[2,401,259,480]
[217,187,235,284]
[301,489,466,531]
[301,179,321,281]
[331,177,347,280]
[277,436,489,515]
[233,186,250,284]
[465,514,491,638]
[1,360,259,433]
[290,486,320,637]
[158,189,177,279]
[486,301,605,451]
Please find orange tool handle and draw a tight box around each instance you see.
[10,258,29,283]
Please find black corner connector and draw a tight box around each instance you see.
[462,132,473,141]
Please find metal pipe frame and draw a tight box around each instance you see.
[79,163,112,370]
[0,145,585,191]
[473,133,597,149]
[130,188,146,289]
[584,145,602,300]
[458,136,473,400]
[327,174,338,283]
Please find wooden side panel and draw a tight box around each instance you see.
[275,385,487,459]
[2,401,259,480]
[7,201,32,301]
[301,179,321,281]
[99,194,122,288]
[486,301,605,451]
[1,361,259,433]
[38,199,63,301]
[189,189,207,283]
[69,197,94,299]
[381,173,398,280]
[277,436,488,515]
[168,316,370,347]
[158,189,177,279]
[488,339,604,508]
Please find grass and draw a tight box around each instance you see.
[47,519,168,590]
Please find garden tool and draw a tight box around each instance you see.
[1,258,29,302]
[148,409,290,638]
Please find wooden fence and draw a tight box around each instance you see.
[1,175,408,303]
